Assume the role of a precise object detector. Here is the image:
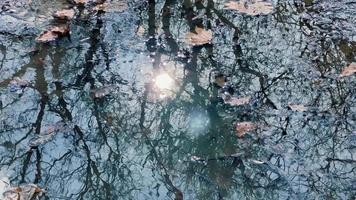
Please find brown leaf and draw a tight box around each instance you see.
[36,31,58,42]
[225,0,273,16]
[225,96,251,106]
[340,62,356,77]
[29,122,73,147]
[236,122,257,137]
[136,25,145,37]
[53,9,75,20]
[50,26,70,35]
[288,104,307,112]
[9,77,29,88]
[214,75,226,87]
[74,0,89,5]
[185,27,212,46]
[94,1,128,13]
[36,25,70,42]
[3,184,44,200]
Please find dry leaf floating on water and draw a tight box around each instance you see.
[186,27,213,46]
[225,96,251,106]
[3,184,44,200]
[36,25,70,42]
[74,0,89,5]
[53,9,75,20]
[340,62,356,77]
[288,104,307,112]
[236,122,257,137]
[94,1,128,13]
[136,25,145,37]
[225,0,273,16]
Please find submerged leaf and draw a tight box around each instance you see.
[214,75,226,87]
[185,27,212,46]
[225,96,251,106]
[53,9,75,20]
[225,0,273,16]
[236,122,257,137]
[340,62,356,77]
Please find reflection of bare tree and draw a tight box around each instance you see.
[0,0,355,199]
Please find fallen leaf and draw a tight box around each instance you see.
[288,104,307,112]
[214,74,226,87]
[9,77,29,88]
[74,0,89,5]
[236,122,256,137]
[94,1,128,13]
[53,9,75,20]
[28,122,73,147]
[9,77,30,93]
[36,31,58,42]
[136,25,145,37]
[225,0,273,16]
[340,62,356,77]
[225,96,251,106]
[36,25,70,42]
[185,27,212,46]
[3,184,44,200]
[50,26,70,35]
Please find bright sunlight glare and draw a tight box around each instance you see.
[154,73,174,90]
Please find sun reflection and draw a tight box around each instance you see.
[154,73,174,90]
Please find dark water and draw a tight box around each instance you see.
[0,0,355,199]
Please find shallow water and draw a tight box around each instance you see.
[0,0,355,199]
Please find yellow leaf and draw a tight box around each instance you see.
[340,62,356,77]
[185,27,212,46]
[225,0,273,16]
